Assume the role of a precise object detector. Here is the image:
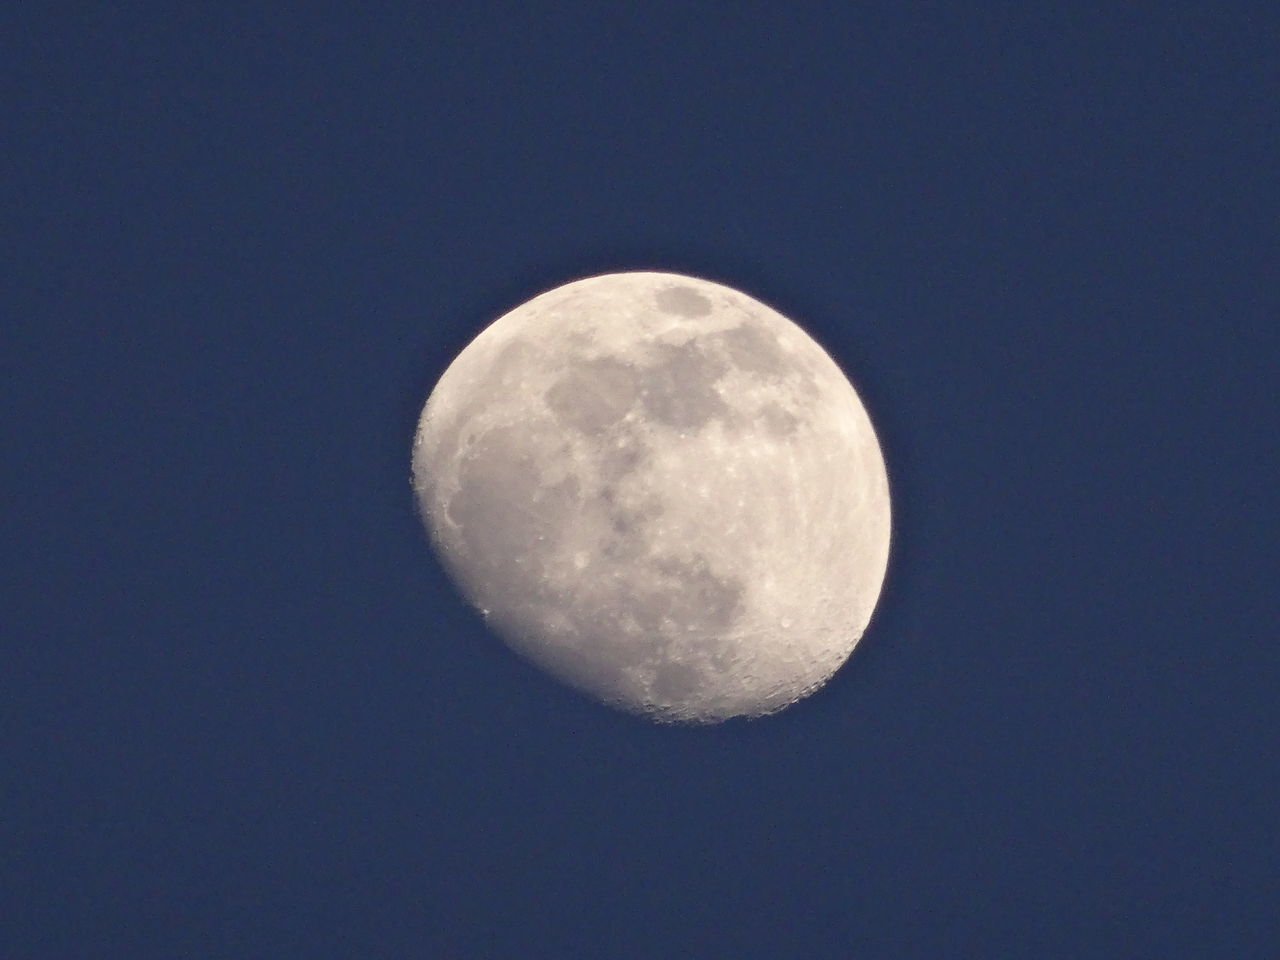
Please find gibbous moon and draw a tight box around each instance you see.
[412,272,890,723]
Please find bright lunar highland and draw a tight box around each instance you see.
[412,272,890,723]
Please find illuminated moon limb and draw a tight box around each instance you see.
[412,272,890,723]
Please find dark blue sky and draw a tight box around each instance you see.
[7,4,1277,957]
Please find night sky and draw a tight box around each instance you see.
[8,4,1278,958]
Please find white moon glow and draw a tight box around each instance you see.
[412,272,890,723]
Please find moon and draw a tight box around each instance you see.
[412,272,890,723]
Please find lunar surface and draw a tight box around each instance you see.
[412,272,890,723]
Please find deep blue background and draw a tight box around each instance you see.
[7,4,1277,957]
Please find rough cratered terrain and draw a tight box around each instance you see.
[413,272,890,723]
